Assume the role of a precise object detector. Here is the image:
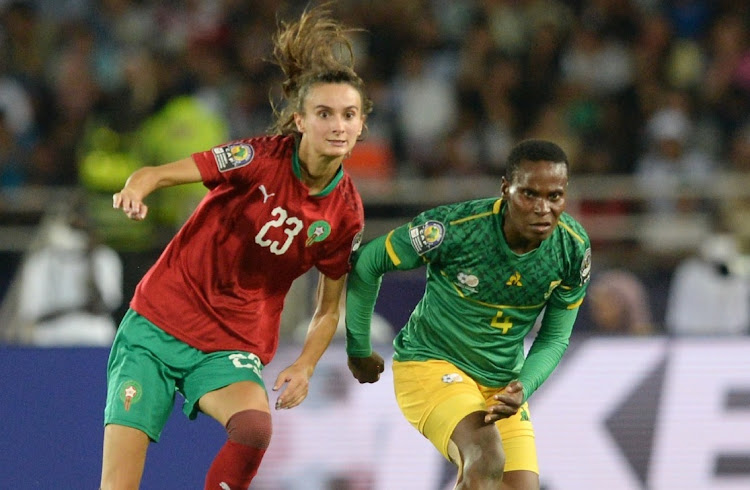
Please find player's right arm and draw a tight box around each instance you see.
[113,157,202,220]
[345,226,423,381]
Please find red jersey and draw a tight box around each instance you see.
[131,135,365,363]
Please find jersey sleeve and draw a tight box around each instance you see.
[317,222,364,280]
[345,223,425,356]
[192,139,261,189]
[547,225,592,310]
[520,220,592,401]
[518,305,579,401]
[389,205,455,265]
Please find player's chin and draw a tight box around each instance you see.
[329,140,355,153]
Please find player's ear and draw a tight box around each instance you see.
[294,112,305,133]
[500,176,510,197]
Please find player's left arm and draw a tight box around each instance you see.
[518,237,592,402]
[273,273,345,409]
[517,303,581,402]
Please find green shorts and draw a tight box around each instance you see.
[104,309,266,442]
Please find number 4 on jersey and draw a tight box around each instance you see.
[491,311,513,333]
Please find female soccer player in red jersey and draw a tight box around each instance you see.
[100,5,370,489]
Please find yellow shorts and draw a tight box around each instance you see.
[392,359,538,474]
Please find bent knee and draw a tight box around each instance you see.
[458,427,506,480]
[462,452,505,485]
[225,409,272,449]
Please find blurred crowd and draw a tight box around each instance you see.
[0,0,749,339]
[0,1,748,182]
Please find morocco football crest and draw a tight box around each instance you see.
[119,380,143,411]
[305,220,331,246]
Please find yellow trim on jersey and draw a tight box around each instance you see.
[449,199,502,225]
[558,222,585,243]
[385,230,401,266]
[442,271,548,310]
[567,297,584,309]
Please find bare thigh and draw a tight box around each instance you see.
[100,424,150,490]
[199,380,271,426]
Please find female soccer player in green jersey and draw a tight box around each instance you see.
[345,139,591,489]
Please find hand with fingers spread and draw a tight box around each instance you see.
[484,380,524,424]
[272,362,314,410]
[347,352,385,384]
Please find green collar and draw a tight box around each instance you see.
[292,146,343,197]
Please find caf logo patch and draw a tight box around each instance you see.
[213,143,255,172]
[351,230,363,252]
[580,247,592,285]
[409,220,445,255]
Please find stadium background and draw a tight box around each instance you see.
[0,0,749,488]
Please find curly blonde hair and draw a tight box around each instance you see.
[269,3,373,137]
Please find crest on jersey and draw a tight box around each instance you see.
[580,247,592,285]
[506,271,523,287]
[118,380,143,411]
[409,220,445,255]
[456,272,479,293]
[213,143,255,172]
[442,373,463,384]
[306,220,331,246]
[351,230,363,252]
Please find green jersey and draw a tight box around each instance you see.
[346,198,591,400]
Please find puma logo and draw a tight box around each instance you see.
[259,185,275,203]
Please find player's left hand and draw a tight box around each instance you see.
[347,352,385,383]
[272,362,313,410]
[484,380,524,424]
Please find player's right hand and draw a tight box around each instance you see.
[347,352,385,384]
[485,380,524,423]
[113,189,148,220]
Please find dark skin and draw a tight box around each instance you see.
[500,159,568,254]
[349,159,568,489]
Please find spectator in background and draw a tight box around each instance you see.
[0,76,37,188]
[586,269,655,336]
[0,108,26,188]
[0,198,122,346]
[390,46,457,176]
[635,96,717,253]
[665,233,749,336]
[665,233,750,335]
[718,124,750,254]
[701,11,750,154]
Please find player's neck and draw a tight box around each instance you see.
[502,217,541,254]
[297,153,342,194]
